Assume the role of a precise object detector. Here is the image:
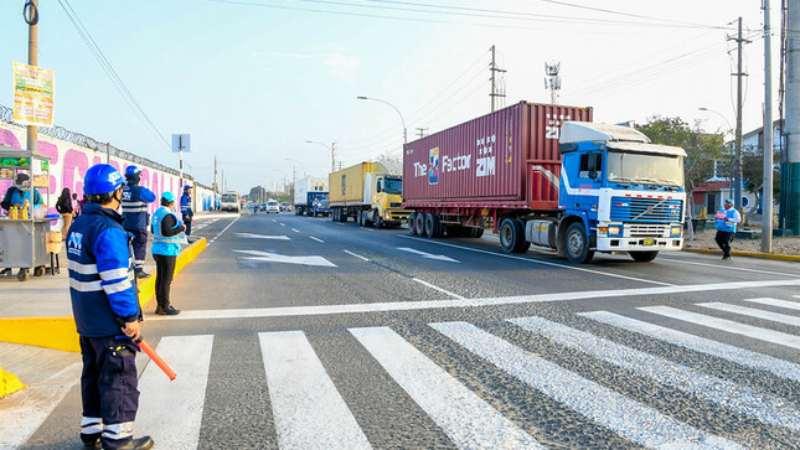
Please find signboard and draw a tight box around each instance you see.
[12,61,55,127]
[172,134,191,153]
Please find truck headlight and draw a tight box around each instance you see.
[671,225,682,237]
[608,226,621,236]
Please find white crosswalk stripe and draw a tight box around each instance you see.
[698,302,800,327]
[744,297,800,311]
[510,316,800,433]
[580,310,800,383]
[350,326,544,449]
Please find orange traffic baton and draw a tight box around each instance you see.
[138,339,177,381]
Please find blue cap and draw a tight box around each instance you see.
[161,191,176,203]
[84,164,125,195]
[183,184,192,191]
[124,165,141,178]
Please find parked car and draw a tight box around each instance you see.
[280,202,291,212]
[266,200,280,213]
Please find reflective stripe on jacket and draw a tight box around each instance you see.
[122,184,156,231]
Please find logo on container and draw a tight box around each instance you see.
[428,147,440,185]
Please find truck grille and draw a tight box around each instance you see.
[390,202,402,208]
[628,224,668,237]
[610,197,682,223]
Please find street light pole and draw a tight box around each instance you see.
[762,0,774,252]
[356,96,407,144]
[305,140,336,172]
[24,0,39,156]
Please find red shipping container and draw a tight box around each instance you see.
[403,101,592,211]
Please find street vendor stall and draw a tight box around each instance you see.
[0,146,52,281]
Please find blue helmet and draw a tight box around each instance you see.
[124,165,141,179]
[161,191,176,203]
[84,164,125,196]
[183,184,192,191]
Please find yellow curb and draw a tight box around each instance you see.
[0,367,26,398]
[683,247,800,262]
[0,238,208,353]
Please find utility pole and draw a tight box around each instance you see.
[416,127,428,139]
[213,155,218,192]
[785,0,800,234]
[291,164,296,202]
[489,45,506,112]
[331,142,336,173]
[729,17,751,213]
[24,0,39,155]
[763,0,775,252]
[105,142,110,163]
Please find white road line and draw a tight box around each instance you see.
[209,216,240,244]
[272,219,277,223]
[279,223,286,227]
[744,297,800,311]
[412,278,465,300]
[794,295,800,299]
[511,316,800,432]
[640,306,800,350]
[344,250,369,261]
[430,322,737,450]
[309,236,325,243]
[399,235,674,286]
[291,228,301,233]
[397,247,460,263]
[698,302,800,328]
[136,335,214,450]
[0,363,82,449]
[658,256,800,278]
[235,233,290,240]
[349,327,543,449]
[156,278,800,321]
[259,331,371,450]
[580,310,800,383]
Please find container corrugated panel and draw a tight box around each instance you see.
[403,101,592,210]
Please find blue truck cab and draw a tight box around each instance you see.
[526,122,686,263]
[307,191,330,217]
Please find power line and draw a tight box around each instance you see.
[58,0,170,149]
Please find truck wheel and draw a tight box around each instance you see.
[409,212,418,235]
[415,213,426,237]
[499,218,528,253]
[565,222,594,263]
[630,251,658,262]
[423,213,440,238]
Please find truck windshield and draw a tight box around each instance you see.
[607,151,684,186]
[384,178,402,194]
[221,194,237,202]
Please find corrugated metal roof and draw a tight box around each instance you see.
[560,122,650,145]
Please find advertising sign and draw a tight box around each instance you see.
[12,61,55,127]
[171,134,191,153]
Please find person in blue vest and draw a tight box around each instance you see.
[180,184,193,237]
[66,164,153,450]
[121,166,156,279]
[715,199,742,260]
[151,191,185,316]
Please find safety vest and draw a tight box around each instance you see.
[122,184,155,231]
[151,206,185,256]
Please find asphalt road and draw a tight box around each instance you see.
[17,212,800,449]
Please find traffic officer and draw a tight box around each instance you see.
[180,184,194,237]
[715,198,742,260]
[121,166,155,278]
[67,163,153,450]
[151,191,185,316]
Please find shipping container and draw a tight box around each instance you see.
[329,162,384,206]
[328,161,409,227]
[403,101,592,210]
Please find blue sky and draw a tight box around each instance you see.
[0,1,778,192]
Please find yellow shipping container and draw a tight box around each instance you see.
[328,162,387,205]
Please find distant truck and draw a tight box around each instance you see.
[220,191,240,213]
[294,176,330,216]
[403,101,686,263]
[328,161,409,227]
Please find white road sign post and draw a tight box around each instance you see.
[172,133,190,186]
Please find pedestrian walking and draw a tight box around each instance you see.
[66,163,153,450]
[121,166,156,279]
[151,192,185,316]
[715,199,742,260]
[180,184,194,237]
[56,187,75,234]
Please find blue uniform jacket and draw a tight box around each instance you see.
[67,203,141,337]
[715,207,741,233]
[180,193,193,219]
[122,184,156,231]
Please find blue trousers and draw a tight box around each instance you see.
[79,336,139,449]
[127,229,148,270]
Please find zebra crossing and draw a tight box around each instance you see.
[11,296,800,449]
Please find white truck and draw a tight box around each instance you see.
[220,191,240,213]
[293,176,329,216]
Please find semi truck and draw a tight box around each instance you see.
[328,161,410,227]
[403,101,686,263]
[220,191,240,213]
[293,176,330,216]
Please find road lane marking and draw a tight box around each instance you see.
[280,223,286,227]
[234,250,337,268]
[399,235,674,286]
[658,256,800,278]
[412,278,465,300]
[309,236,325,243]
[581,310,800,383]
[235,233,290,240]
[744,297,800,311]
[344,250,369,261]
[156,279,800,321]
[430,321,737,449]
[209,216,240,244]
[640,306,800,350]
[272,219,277,223]
[511,316,800,432]
[291,228,301,233]
[136,335,214,449]
[397,247,460,263]
[259,331,371,450]
[350,327,542,449]
[0,363,82,449]
[698,302,800,327]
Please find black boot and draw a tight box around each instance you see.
[80,432,101,449]
[134,270,151,279]
[102,436,154,450]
